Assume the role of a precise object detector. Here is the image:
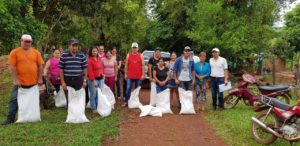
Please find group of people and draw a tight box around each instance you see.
[2,34,229,125]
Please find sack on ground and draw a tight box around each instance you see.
[102,84,115,109]
[139,105,162,117]
[156,89,173,114]
[179,88,196,114]
[66,87,89,123]
[97,88,112,117]
[128,86,142,108]
[16,85,41,123]
[149,82,157,106]
[54,86,67,107]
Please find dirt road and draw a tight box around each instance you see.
[103,89,227,146]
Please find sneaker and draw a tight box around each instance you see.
[1,119,14,125]
[121,103,128,107]
[92,110,98,114]
[213,106,217,111]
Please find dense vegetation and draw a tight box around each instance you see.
[0,0,299,70]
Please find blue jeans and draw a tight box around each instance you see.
[179,81,192,91]
[125,79,141,103]
[88,79,104,110]
[156,84,168,93]
[210,77,225,108]
[6,86,18,121]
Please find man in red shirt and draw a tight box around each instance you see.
[123,42,145,107]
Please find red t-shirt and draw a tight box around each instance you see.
[88,57,104,80]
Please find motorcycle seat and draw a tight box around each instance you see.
[258,85,289,92]
[270,98,292,111]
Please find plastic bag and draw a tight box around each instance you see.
[102,84,116,109]
[128,86,142,108]
[54,86,67,107]
[149,82,157,106]
[65,87,89,123]
[139,105,162,117]
[156,89,173,114]
[97,88,112,117]
[16,85,41,123]
[179,88,196,114]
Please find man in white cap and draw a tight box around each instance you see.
[2,34,44,125]
[123,42,145,107]
[209,48,228,111]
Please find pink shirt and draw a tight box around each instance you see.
[103,59,115,77]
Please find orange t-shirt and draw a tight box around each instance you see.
[7,47,44,86]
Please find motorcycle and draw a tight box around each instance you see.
[224,74,292,109]
[251,94,300,145]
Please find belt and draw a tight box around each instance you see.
[65,76,82,80]
[211,77,224,79]
[20,84,36,89]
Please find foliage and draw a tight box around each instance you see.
[284,4,300,51]
[186,0,277,59]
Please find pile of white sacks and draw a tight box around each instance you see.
[16,84,116,124]
[130,82,196,117]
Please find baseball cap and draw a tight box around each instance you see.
[184,46,192,51]
[131,42,138,48]
[155,47,161,51]
[212,48,220,52]
[69,38,79,45]
[21,34,32,42]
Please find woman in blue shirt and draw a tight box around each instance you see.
[195,52,211,111]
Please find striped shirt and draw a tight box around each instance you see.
[59,51,87,77]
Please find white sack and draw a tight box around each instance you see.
[102,84,115,109]
[54,86,67,107]
[179,88,196,114]
[16,85,41,123]
[97,88,112,117]
[139,105,162,117]
[65,87,89,123]
[128,86,142,108]
[156,89,173,114]
[149,82,157,106]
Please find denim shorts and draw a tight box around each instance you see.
[167,79,177,88]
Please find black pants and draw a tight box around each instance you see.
[116,71,122,97]
[65,76,83,91]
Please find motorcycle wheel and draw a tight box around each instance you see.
[251,110,279,145]
[275,94,290,104]
[224,94,239,109]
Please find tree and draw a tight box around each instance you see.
[284,4,300,51]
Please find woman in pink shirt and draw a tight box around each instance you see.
[88,46,104,113]
[43,49,61,93]
[103,51,118,93]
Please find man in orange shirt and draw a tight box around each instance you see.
[2,34,44,125]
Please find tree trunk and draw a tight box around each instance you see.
[278,57,286,72]
[273,55,276,85]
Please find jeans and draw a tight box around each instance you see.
[88,79,104,110]
[6,86,19,121]
[156,84,168,94]
[116,71,122,97]
[125,79,141,102]
[179,81,192,91]
[210,77,225,108]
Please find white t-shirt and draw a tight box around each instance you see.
[193,56,200,63]
[178,58,191,81]
[209,57,228,77]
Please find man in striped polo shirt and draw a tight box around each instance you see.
[59,38,88,94]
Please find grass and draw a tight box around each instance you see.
[0,62,120,146]
[205,101,294,146]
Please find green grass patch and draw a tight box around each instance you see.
[205,102,293,146]
[0,69,120,146]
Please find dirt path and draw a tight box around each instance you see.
[103,89,227,146]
